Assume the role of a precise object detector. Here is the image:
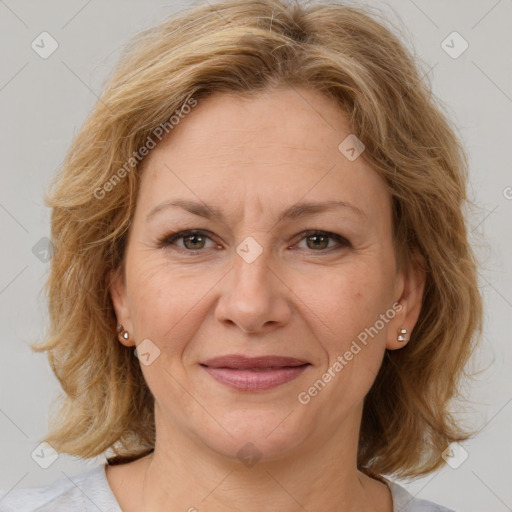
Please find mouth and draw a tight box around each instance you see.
[200,355,311,391]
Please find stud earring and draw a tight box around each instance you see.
[397,328,409,342]
[117,323,129,340]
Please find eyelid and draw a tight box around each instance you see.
[294,230,351,250]
[159,229,351,253]
[159,229,219,251]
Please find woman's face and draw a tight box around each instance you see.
[110,87,424,463]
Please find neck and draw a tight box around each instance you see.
[124,405,392,512]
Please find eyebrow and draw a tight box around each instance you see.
[146,198,367,223]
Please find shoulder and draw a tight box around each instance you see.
[386,479,456,512]
[0,464,121,512]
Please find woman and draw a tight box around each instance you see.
[0,0,482,510]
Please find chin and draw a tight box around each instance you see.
[197,409,314,465]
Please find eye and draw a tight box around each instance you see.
[159,229,351,254]
[159,229,218,252]
[294,230,351,252]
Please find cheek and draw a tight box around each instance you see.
[126,251,233,372]
[313,259,392,337]
[311,257,395,385]
[126,256,202,346]
[291,258,395,428]
[126,259,206,407]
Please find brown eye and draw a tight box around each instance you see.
[159,229,350,254]
[305,233,330,250]
[296,230,351,252]
[160,230,216,252]
[182,233,207,250]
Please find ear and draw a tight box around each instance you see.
[386,248,427,350]
[107,266,135,347]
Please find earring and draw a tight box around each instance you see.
[397,328,409,342]
[117,323,129,340]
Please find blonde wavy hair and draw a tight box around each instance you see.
[32,0,483,479]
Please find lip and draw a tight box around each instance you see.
[202,355,309,369]
[200,355,311,392]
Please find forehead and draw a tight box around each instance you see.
[136,88,390,224]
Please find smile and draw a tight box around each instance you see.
[200,355,311,391]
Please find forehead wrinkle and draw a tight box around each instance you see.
[145,198,367,226]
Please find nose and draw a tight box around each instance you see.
[215,247,292,335]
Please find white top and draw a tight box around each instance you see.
[0,464,454,511]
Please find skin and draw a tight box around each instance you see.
[108,87,426,512]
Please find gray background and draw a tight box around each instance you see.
[1,0,511,510]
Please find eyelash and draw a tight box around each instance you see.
[158,229,351,254]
